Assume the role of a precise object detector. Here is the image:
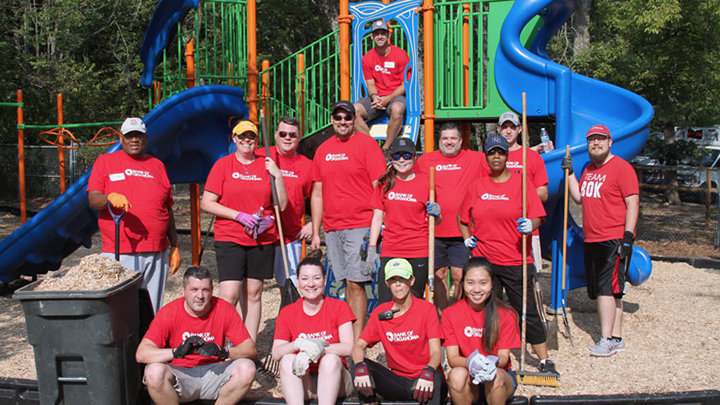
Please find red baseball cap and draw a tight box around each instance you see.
[586,124,611,139]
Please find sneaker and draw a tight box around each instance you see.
[539,359,559,376]
[588,337,617,357]
[611,338,626,353]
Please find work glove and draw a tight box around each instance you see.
[352,361,374,397]
[516,217,533,235]
[464,236,478,249]
[196,342,229,360]
[561,154,573,175]
[169,247,181,274]
[255,215,274,236]
[292,351,310,376]
[618,231,634,259]
[359,230,371,261]
[412,366,435,404]
[235,211,257,228]
[107,192,131,212]
[466,349,498,384]
[426,201,441,218]
[172,336,205,359]
[362,248,380,278]
[293,337,329,362]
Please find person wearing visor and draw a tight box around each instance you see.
[351,258,447,405]
[368,137,441,303]
[87,117,180,313]
[201,119,288,341]
[458,135,558,377]
[561,124,639,357]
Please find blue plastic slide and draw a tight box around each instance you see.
[494,0,655,308]
[0,85,247,280]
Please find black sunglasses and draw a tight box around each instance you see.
[391,152,414,161]
[333,114,354,122]
[235,132,257,141]
[278,131,298,139]
[487,148,507,156]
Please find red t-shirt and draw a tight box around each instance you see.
[143,297,252,368]
[87,151,173,254]
[258,147,313,244]
[579,156,639,242]
[204,153,277,245]
[362,45,410,97]
[441,299,520,371]
[360,297,442,378]
[416,150,489,238]
[312,133,387,231]
[458,173,546,266]
[371,173,430,258]
[274,296,356,374]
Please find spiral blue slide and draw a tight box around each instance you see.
[0,85,247,280]
[494,0,654,309]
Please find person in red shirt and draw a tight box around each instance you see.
[272,257,356,405]
[442,257,520,405]
[351,258,448,405]
[87,117,180,313]
[416,122,488,311]
[201,120,288,341]
[136,266,257,404]
[458,135,558,377]
[353,19,411,154]
[368,137,441,302]
[561,124,639,357]
[311,100,387,340]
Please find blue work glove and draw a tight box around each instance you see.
[618,231,634,259]
[426,201,441,218]
[516,217,532,235]
[464,236,478,249]
[561,154,574,175]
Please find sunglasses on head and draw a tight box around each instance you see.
[278,131,298,139]
[487,148,507,156]
[234,132,257,141]
[391,152,414,161]
[333,114,354,122]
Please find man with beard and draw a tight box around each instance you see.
[311,100,387,339]
[416,122,488,311]
[561,124,639,357]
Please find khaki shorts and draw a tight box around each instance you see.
[305,367,354,400]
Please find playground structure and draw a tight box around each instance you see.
[0,0,654,313]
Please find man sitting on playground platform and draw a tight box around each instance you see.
[136,266,257,404]
[353,19,410,156]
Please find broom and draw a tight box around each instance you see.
[515,93,560,387]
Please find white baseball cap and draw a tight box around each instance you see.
[120,117,147,135]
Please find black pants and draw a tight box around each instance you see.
[351,359,448,405]
[491,263,547,345]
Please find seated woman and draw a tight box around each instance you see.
[350,258,447,405]
[271,257,356,405]
[442,257,521,405]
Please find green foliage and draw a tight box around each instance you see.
[643,136,698,165]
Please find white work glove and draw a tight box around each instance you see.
[516,217,533,235]
[292,351,310,376]
[464,236,478,248]
[466,349,498,384]
[293,337,329,362]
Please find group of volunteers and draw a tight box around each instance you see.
[87,18,639,405]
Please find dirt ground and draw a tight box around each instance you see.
[1,196,720,398]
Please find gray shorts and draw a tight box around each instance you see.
[101,250,168,313]
[356,96,406,122]
[325,227,371,283]
[163,359,246,402]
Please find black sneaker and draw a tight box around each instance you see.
[539,359,559,376]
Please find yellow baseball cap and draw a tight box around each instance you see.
[384,258,414,280]
[232,120,258,136]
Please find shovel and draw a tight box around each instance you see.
[107,202,125,261]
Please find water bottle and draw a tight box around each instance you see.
[539,128,554,153]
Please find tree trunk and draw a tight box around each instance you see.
[663,122,682,205]
[573,0,591,54]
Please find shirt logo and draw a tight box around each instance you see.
[109,173,126,182]
[464,326,484,338]
[181,331,215,342]
[506,161,523,170]
[387,191,417,202]
[481,193,509,201]
[325,153,349,162]
[123,168,154,179]
[374,64,391,75]
[435,163,461,172]
[231,172,263,181]
[281,169,299,179]
[298,331,333,341]
[385,330,420,342]
[581,173,606,199]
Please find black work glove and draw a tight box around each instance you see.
[618,231,634,259]
[196,342,230,360]
[561,154,573,175]
[172,336,206,359]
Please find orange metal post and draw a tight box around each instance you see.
[57,94,66,194]
[261,60,269,128]
[184,39,201,266]
[185,39,196,88]
[17,90,26,224]
[248,0,258,122]
[423,0,435,153]
[461,3,470,148]
[297,53,306,137]
[339,0,351,100]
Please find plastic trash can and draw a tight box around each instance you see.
[13,272,142,405]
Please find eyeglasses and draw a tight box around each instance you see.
[278,131,298,139]
[487,148,507,156]
[333,114,354,122]
[587,136,609,143]
[234,132,257,141]
[391,152,414,161]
